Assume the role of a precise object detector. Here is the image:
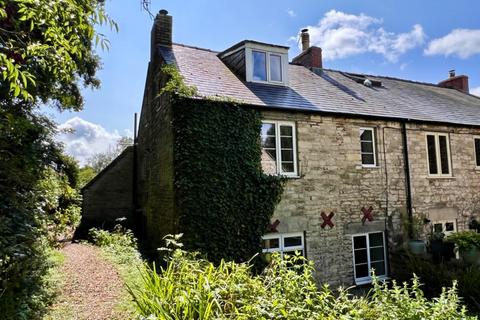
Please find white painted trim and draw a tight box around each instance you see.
[262,232,304,258]
[261,120,298,177]
[359,127,377,167]
[351,231,388,285]
[425,132,452,177]
[245,45,289,86]
[474,136,480,170]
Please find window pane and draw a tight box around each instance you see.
[445,222,454,232]
[353,236,367,249]
[360,129,373,141]
[355,264,369,278]
[433,223,443,233]
[252,51,267,81]
[361,141,374,153]
[370,247,384,262]
[427,135,438,174]
[354,249,368,264]
[270,54,282,82]
[262,137,276,149]
[281,150,293,162]
[281,162,294,173]
[262,238,280,250]
[475,139,480,167]
[361,154,375,165]
[261,123,277,174]
[439,135,449,174]
[261,123,276,136]
[281,137,293,149]
[263,149,276,161]
[369,232,384,247]
[280,125,292,137]
[371,261,386,276]
[284,236,302,247]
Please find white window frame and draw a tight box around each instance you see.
[474,136,480,170]
[359,127,377,167]
[432,220,457,236]
[245,44,289,86]
[261,120,298,177]
[425,132,452,177]
[352,231,388,285]
[262,232,304,258]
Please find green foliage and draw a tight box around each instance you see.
[160,64,198,97]
[0,0,116,109]
[172,98,284,263]
[78,166,97,188]
[446,231,480,251]
[129,247,475,320]
[392,252,480,315]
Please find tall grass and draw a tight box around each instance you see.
[129,244,475,320]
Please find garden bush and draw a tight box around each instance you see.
[129,238,475,320]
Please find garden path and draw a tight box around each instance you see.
[45,243,126,320]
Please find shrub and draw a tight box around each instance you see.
[446,231,480,251]
[89,224,139,264]
[129,245,475,319]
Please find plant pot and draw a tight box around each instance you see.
[460,247,480,266]
[408,240,426,255]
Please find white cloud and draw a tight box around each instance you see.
[57,117,125,166]
[472,87,480,97]
[287,9,296,17]
[296,10,425,62]
[425,29,480,59]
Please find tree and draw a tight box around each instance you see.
[86,136,134,173]
[0,1,115,317]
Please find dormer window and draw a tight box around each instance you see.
[252,51,283,83]
[218,40,289,86]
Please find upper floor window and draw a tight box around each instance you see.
[433,220,457,236]
[426,133,451,176]
[474,137,480,169]
[252,50,284,83]
[360,128,377,167]
[260,121,297,176]
[352,231,387,284]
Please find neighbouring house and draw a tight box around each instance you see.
[82,10,480,286]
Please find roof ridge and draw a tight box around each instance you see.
[172,42,219,53]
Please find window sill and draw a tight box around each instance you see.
[427,175,455,179]
[355,276,389,286]
[361,165,380,169]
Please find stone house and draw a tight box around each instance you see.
[83,10,480,286]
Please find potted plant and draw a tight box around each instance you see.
[403,213,427,255]
[446,231,480,265]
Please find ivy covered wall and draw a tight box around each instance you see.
[172,97,284,263]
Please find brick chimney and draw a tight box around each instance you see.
[151,9,172,58]
[438,70,469,93]
[292,29,323,69]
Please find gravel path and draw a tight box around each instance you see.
[47,243,126,320]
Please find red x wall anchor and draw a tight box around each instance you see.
[361,206,374,224]
[321,212,335,229]
[268,219,280,232]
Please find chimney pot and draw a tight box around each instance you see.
[159,9,168,15]
[301,29,310,52]
[449,69,456,78]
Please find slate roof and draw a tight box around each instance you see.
[158,43,480,127]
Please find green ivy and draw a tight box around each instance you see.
[172,97,284,264]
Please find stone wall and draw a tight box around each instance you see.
[261,110,480,286]
[137,63,178,251]
[81,147,134,232]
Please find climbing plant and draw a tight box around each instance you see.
[172,97,284,263]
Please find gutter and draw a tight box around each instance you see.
[401,121,414,238]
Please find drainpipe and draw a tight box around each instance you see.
[133,113,139,234]
[401,121,414,238]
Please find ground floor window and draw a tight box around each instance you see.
[352,231,387,284]
[262,232,304,259]
[432,220,457,236]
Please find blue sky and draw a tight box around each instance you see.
[53,0,480,164]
